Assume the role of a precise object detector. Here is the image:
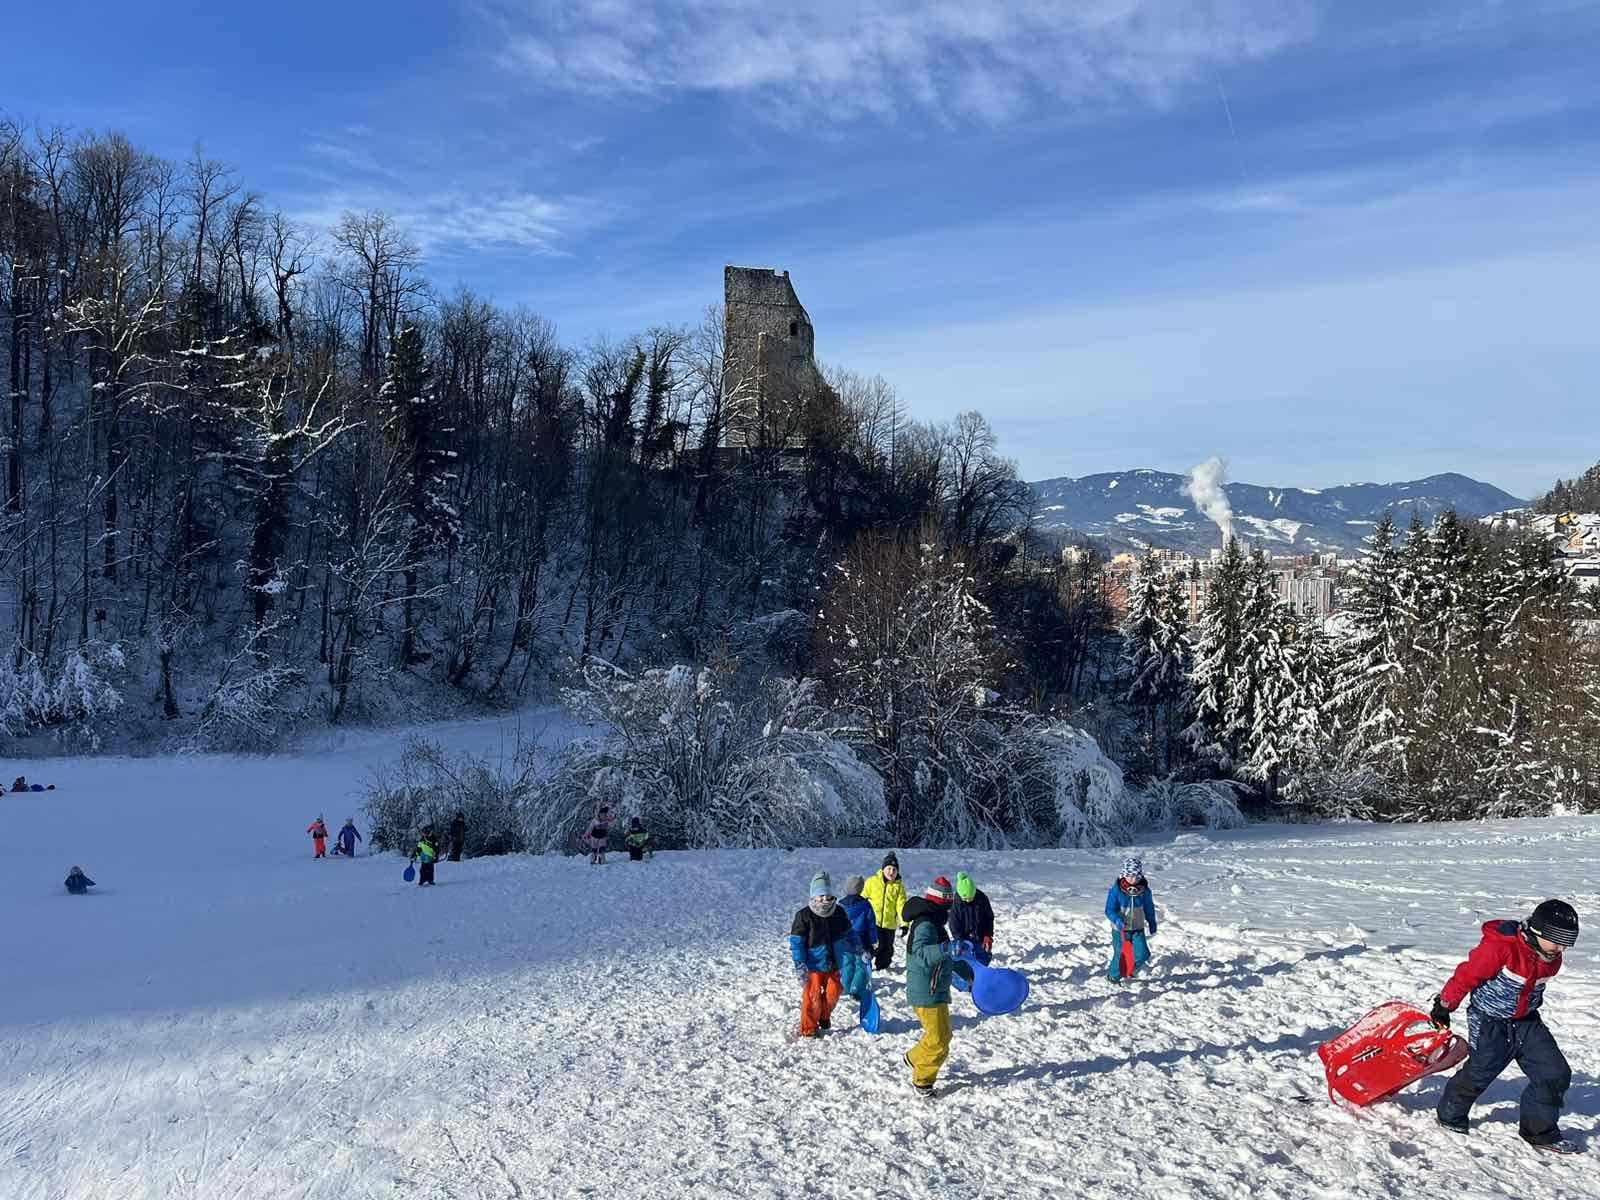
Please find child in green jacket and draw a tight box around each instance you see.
[901,875,974,1097]
[413,830,438,886]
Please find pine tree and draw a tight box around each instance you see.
[1185,537,1249,769]
[1332,513,1410,762]
[1121,557,1191,775]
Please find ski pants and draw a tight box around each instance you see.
[874,927,897,971]
[1438,1011,1570,1143]
[312,837,326,858]
[839,953,872,1000]
[800,969,842,1036]
[418,861,435,886]
[628,847,645,862]
[1108,929,1149,981]
[908,1004,952,1088]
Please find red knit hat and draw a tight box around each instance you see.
[925,875,954,905]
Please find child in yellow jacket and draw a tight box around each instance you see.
[861,852,908,970]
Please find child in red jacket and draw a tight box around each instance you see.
[1432,900,1578,1151]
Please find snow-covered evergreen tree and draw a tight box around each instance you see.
[1331,513,1409,761]
[1185,537,1249,769]
[1120,558,1191,775]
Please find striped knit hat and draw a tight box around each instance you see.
[1528,899,1579,947]
[924,875,954,905]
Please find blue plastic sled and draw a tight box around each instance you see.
[953,950,1029,1016]
[860,989,881,1034]
[403,864,416,882]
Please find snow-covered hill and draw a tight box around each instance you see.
[1030,470,1524,555]
[2,718,1596,1199]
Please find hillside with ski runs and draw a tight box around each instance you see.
[1030,470,1523,555]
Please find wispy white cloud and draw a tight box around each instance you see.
[472,0,1318,125]
[290,186,609,257]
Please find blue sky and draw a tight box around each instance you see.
[6,0,1599,496]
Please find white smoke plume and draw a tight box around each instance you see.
[1185,456,1234,547]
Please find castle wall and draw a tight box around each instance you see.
[723,266,817,447]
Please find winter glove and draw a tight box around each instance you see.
[899,925,910,940]
[980,936,992,953]
[1429,995,1451,1029]
[949,939,975,960]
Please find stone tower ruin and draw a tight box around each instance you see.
[722,266,822,448]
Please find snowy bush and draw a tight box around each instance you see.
[1132,775,1249,833]
[188,664,308,752]
[363,735,539,857]
[1024,723,1246,847]
[527,660,887,851]
[0,641,125,741]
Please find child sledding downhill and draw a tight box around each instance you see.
[788,871,862,1038]
[307,816,329,859]
[1431,900,1580,1153]
[1106,856,1157,982]
[902,875,976,1098]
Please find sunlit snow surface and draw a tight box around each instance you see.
[3,715,1596,1199]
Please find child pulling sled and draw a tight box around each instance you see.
[1432,900,1580,1153]
[1106,856,1157,982]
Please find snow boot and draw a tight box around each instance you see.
[1437,1115,1469,1135]
[1523,1133,1580,1155]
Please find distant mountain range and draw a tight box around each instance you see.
[1028,470,1524,556]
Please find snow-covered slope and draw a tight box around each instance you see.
[1031,470,1524,554]
[2,722,1596,1199]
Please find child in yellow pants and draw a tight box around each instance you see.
[901,875,972,1096]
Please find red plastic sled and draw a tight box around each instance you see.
[1317,1000,1469,1107]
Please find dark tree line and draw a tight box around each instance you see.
[2,119,1115,746]
[1535,459,1600,515]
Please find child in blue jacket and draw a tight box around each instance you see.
[838,874,879,1001]
[788,870,861,1037]
[1106,855,1157,982]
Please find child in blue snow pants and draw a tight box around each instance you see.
[1106,855,1157,981]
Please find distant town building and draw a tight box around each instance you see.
[1276,571,1335,617]
[1482,510,1600,592]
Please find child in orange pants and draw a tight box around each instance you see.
[788,870,860,1037]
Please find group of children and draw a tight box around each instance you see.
[787,853,1001,1098]
[582,805,653,865]
[788,853,1585,1151]
[306,816,365,860]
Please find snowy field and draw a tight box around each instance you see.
[3,715,1599,1200]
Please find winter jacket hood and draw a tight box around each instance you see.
[1440,919,1563,1019]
